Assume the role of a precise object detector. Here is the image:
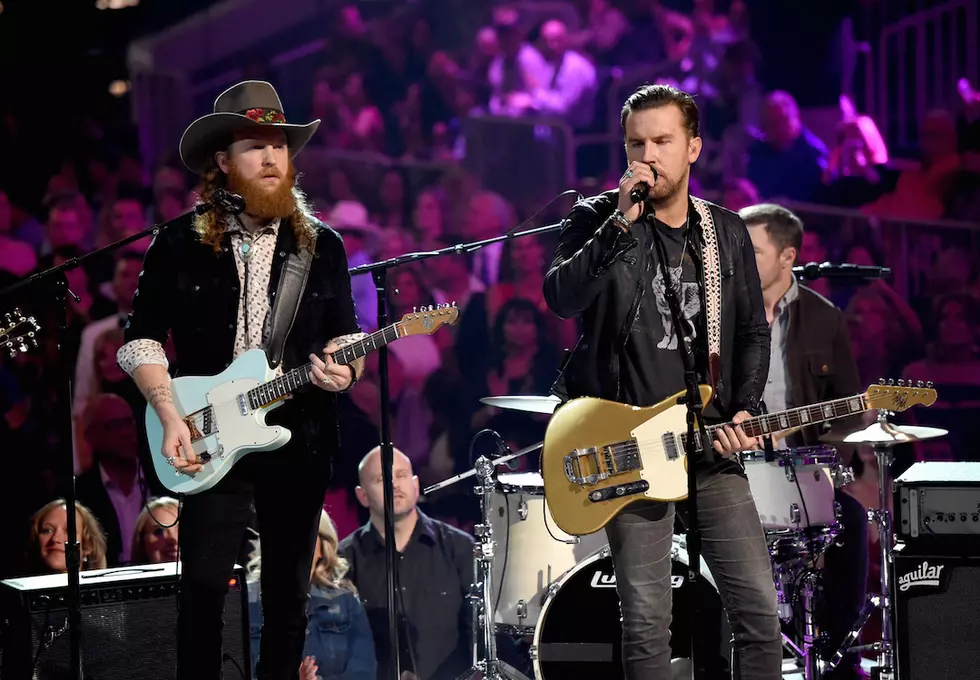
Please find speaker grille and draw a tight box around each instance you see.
[1,566,249,680]
[896,553,980,680]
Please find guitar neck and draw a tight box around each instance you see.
[245,322,403,409]
[683,392,869,449]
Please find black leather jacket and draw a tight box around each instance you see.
[543,190,770,418]
[124,214,362,454]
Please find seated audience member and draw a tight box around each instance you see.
[75,393,144,566]
[130,497,180,564]
[26,499,107,575]
[340,446,474,680]
[747,91,829,201]
[249,510,376,680]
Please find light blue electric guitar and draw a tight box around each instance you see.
[146,305,459,495]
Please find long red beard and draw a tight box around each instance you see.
[226,162,297,219]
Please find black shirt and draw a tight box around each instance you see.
[620,218,705,408]
[339,511,474,680]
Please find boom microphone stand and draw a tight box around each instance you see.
[646,215,714,680]
[349,218,568,680]
[0,190,241,680]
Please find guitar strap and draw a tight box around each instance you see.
[264,230,317,370]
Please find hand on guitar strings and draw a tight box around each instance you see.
[712,410,761,456]
[309,342,355,392]
[162,416,203,475]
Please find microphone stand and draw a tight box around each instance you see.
[647,212,714,680]
[349,221,565,680]
[0,201,231,680]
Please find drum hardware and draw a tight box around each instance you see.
[455,453,533,680]
[818,411,948,680]
[425,435,543,680]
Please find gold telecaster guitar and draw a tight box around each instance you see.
[541,382,937,536]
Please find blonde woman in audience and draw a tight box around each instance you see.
[27,499,107,575]
[130,497,180,564]
[248,510,376,680]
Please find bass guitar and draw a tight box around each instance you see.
[146,305,458,495]
[541,381,937,536]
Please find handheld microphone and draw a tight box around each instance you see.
[792,261,892,280]
[629,165,659,204]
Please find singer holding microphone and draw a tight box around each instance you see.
[115,81,365,680]
[544,83,781,679]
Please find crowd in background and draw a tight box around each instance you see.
[1,0,979,676]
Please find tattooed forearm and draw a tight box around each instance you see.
[146,384,174,408]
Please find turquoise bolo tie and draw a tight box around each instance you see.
[238,238,254,262]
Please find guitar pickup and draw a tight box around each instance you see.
[587,480,650,503]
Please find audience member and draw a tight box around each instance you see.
[249,510,377,680]
[340,446,473,680]
[26,499,108,575]
[747,91,829,201]
[130,496,180,564]
[74,393,144,565]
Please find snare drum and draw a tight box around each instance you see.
[741,446,841,530]
[530,536,732,679]
[491,472,607,633]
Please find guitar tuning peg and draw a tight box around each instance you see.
[897,379,904,386]
[429,304,435,311]
[878,378,886,385]
[412,306,418,313]
[926,381,934,388]
[887,379,895,386]
[916,380,924,388]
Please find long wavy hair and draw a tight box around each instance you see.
[193,158,318,253]
[246,510,355,593]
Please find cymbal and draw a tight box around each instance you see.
[842,422,948,445]
[480,394,563,415]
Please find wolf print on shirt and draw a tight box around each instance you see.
[651,263,700,350]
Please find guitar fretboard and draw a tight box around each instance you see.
[245,323,403,409]
[681,393,868,451]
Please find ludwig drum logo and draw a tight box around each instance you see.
[898,560,944,592]
[590,570,616,588]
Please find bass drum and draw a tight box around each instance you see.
[531,536,732,679]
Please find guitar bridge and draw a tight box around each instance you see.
[563,446,613,485]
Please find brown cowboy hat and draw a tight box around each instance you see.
[178,80,320,174]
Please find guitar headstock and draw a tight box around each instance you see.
[399,303,460,336]
[865,379,937,412]
[1,308,41,358]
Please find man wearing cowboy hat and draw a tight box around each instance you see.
[115,81,366,680]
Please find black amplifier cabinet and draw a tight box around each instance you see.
[893,543,980,680]
[0,562,250,680]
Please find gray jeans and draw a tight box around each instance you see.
[605,469,782,680]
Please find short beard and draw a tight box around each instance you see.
[650,166,689,204]
[226,162,297,220]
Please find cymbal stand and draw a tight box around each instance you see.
[456,455,530,680]
[826,410,896,680]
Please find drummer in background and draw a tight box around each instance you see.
[742,203,869,680]
[339,445,474,680]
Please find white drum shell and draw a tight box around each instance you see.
[742,449,839,530]
[490,472,607,629]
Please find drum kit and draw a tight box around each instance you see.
[424,397,949,680]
